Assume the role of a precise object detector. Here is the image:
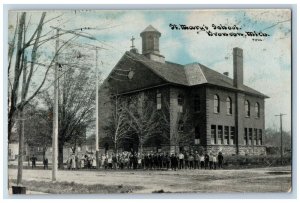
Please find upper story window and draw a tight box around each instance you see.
[178,94,184,113]
[255,102,260,118]
[214,94,220,113]
[156,91,162,110]
[194,95,200,112]
[245,100,250,117]
[226,97,232,115]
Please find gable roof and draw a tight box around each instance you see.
[123,51,268,98]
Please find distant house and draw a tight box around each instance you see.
[98,25,268,156]
[8,142,19,160]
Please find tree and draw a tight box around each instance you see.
[265,128,291,152]
[40,59,96,168]
[23,105,52,160]
[103,96,132,153]
[125,96,167,153]
[8,11,82,184]
[8,12,73,141]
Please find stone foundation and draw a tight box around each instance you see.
[100,145,266,156]
[205,145,266,156]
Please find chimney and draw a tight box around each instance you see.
[233,47,243,88]
[140,25,165,63]
[223,72,229,77]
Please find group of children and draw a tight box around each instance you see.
[66,151,224,170]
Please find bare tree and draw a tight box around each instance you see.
[8,11,82,184]
[103,96,133,153]
[125,98,165,153]
[8,11,75,141]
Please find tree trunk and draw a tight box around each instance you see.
[58,141,64,169]
[17,49,27,185]
[139,139,143,154]
[17,110,24,185]
[114,141,117,154]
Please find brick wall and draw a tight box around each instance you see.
[205,86,266,155]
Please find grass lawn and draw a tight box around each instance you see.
[9,179,144,194]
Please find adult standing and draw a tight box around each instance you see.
[204,153,209,170]
[194,151,200,169]
[200,154,205,169]
[31,155,37,169]
[212,154,217,170]
[209,154,214,169]
[217,152,224,169]
[75,154,79,169]
[43,157,48,170]
[188,153,194,169]
[92,156,97,169]
[81,155,85,169]
[178,152,184,170]
[184,151,189,169]
[71,154,76,170]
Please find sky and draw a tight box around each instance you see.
[8,9,291,131]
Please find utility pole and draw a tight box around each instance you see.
[50,26,105,171]
[52,29,59,181]
[95,47,99,169]
[275,113,286,165]
[49,26,97,180]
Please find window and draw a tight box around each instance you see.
[178,94,184,113]
[245,100,250,117]
[211,125,217,145]
[218,126,223,144]
[249,128,253,145]
[156,91,162,110]
[195,126,200,145]
[224,126,229,145]
[259,129,263,145]
[244,128,248,145]
[214,95,220,113]
[230,126,235,145]
[178,120,184,132]
[254,128,258,145]
[226,97,232,115]
[194,95,200,112]
[255,102,260,118]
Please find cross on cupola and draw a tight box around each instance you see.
[129,36,138,54]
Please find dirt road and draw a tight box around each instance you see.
[8,166,291,193]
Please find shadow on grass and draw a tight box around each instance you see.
[10,179,144,194]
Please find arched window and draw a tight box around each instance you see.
[214,94,220,113]
[226,97,232,115]
[194,95,200,112]
[245,100,250,117]
[178,94,184,113]
[156,91,162,110]
[255,102,260,118]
